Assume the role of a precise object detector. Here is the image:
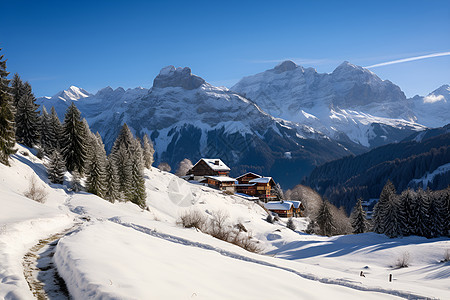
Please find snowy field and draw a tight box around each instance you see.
[1,145,449,299]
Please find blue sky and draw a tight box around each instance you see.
[1,0,449,97]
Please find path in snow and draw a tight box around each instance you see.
[109,218,430,300]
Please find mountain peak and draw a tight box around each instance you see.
[54,86,91,101]
[153,65,206,90]
[273,60,298,73]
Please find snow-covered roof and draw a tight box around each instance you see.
[196,158,230,172]
[264,201,293,211]
[284,200,302,209]
[249,177,273,184]
[235,183,257,187]
[235,193,260,200]
[205,176,236,183]
[236,172,262,179]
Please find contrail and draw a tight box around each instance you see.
[365,52,450,68]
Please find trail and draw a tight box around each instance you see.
[109,218,433,300]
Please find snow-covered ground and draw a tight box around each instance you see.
[1,145,449,299]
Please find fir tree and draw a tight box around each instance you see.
[428,191,446,238]
[316,198,335,236]
[49,106,62,151]
[416,188,432,238]
[112,143,132,197]
[350,198,369,234]
[0,48,16,165]
[15,83,40,147]
[373,180,396,234]
[104,158,120,203]
[142,133,154,169]
[46,149,66,184]
[85,132,107,198]
[10,73,25,108]
[111,123,134,153]
[383,193,402,238]
[61,103,87,173]
[126,138,147,208]
[39,106,52,153]
[399,189,419,236]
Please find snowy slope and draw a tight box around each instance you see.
[411,84,450,128]
[231,61,428,148]
[1,146,449,299]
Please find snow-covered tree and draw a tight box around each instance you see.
[416,188,431,238]
[273,183,284,201]
[111,123,134,154]
[126,138,146,208]
[372,180,396,234]
[398,188,418,236]
[428,191,446,238]
[142,133,155,169]
[316,198,335,236]
[157,162,171,172]
[383,193,402,238]
[39,106,52,153]
[10,73,25,108]
[350,198,369,234]
[49,106,62,151]
[104,158,120,203]
[15,82,40,148]
[85,140,107,198]
[0,48,16,165]
[175,158,193,176]
[46,149,66,184]
[62,103,87,173]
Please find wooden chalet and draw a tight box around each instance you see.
[264,201,294,218]
[204,176,237,193]
[187,158,231,181]
[235,172,277,202]
[287,200,305,217]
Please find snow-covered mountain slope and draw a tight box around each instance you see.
[410,84,450,128]
[1,145,449,299]
[231,61,427,148]
[38,67,353,188]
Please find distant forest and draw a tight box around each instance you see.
[305,128,450,213]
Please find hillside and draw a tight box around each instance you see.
[305,127,450,212]
[1,144,449,299]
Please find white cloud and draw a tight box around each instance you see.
[365,52,450,68]
[423,94,446,104]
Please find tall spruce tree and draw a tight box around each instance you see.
[49,106,62,151]
[416,188,432,238]
[104,158,120,203]
[39,106,52,153]
[373,180,396,234]
[142,133,155,169]
[10,73,25,108]
[316,198,335,236]
[15,83,40,147]
[127,138,146,208]
[399,189,419,236]
[383,193,402,238]
[85,131,107,198]
[428,191,446,238]
[0,48,16,165]
[62,103,87,173]
[46,149,66,184]
[350,198,369,234]
[111,123,134,196]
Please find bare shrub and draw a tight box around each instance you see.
[231,232,262,253]
[24,176,48,203]
[395,251,411,268]
[210,210,231,241]
[157,162,171,172]
[175,158,193,176]
[443,249,450,262]
[177,210,207,231]
[285,184,322,217]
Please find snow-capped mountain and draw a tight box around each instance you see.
[37,66,353,188]
[410,84,450,128]
[231,61,427,148]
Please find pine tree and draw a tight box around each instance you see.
[383,193,402,238]
[104,158,120,203]
[428,190,446,238]
[0,48,16,165]
[61,103,87,173]
[399,189,419,236]
[142,133,154,169]
[46,149,66,184]
[112,143,132,197]
[316,198,335,236]
[126,138,146,208]
[49,106,62,151]
[415,188,432,238]
[373,180,396,234]
[39,106,52,153]
[10,73,25,108]
[111,123,134,153]
[15,83,40,147]
[350,198,369,234]
[85,132,107,198]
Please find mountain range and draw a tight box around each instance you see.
[36,62,449,188]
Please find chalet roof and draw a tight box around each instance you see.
[235,193,260,200]
[264,201,293,211]
[284,200,302,209]
[235,183,257,187]
[236,172,262,180]
[204,176,236,183]
[249,177,274,184]
[193,158,230,172]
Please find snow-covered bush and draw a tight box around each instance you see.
[157,162,171,172]
[178,210,207,230]
[395,251,411,268]
[24,176,48,203]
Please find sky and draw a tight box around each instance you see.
[1,0,449,98]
